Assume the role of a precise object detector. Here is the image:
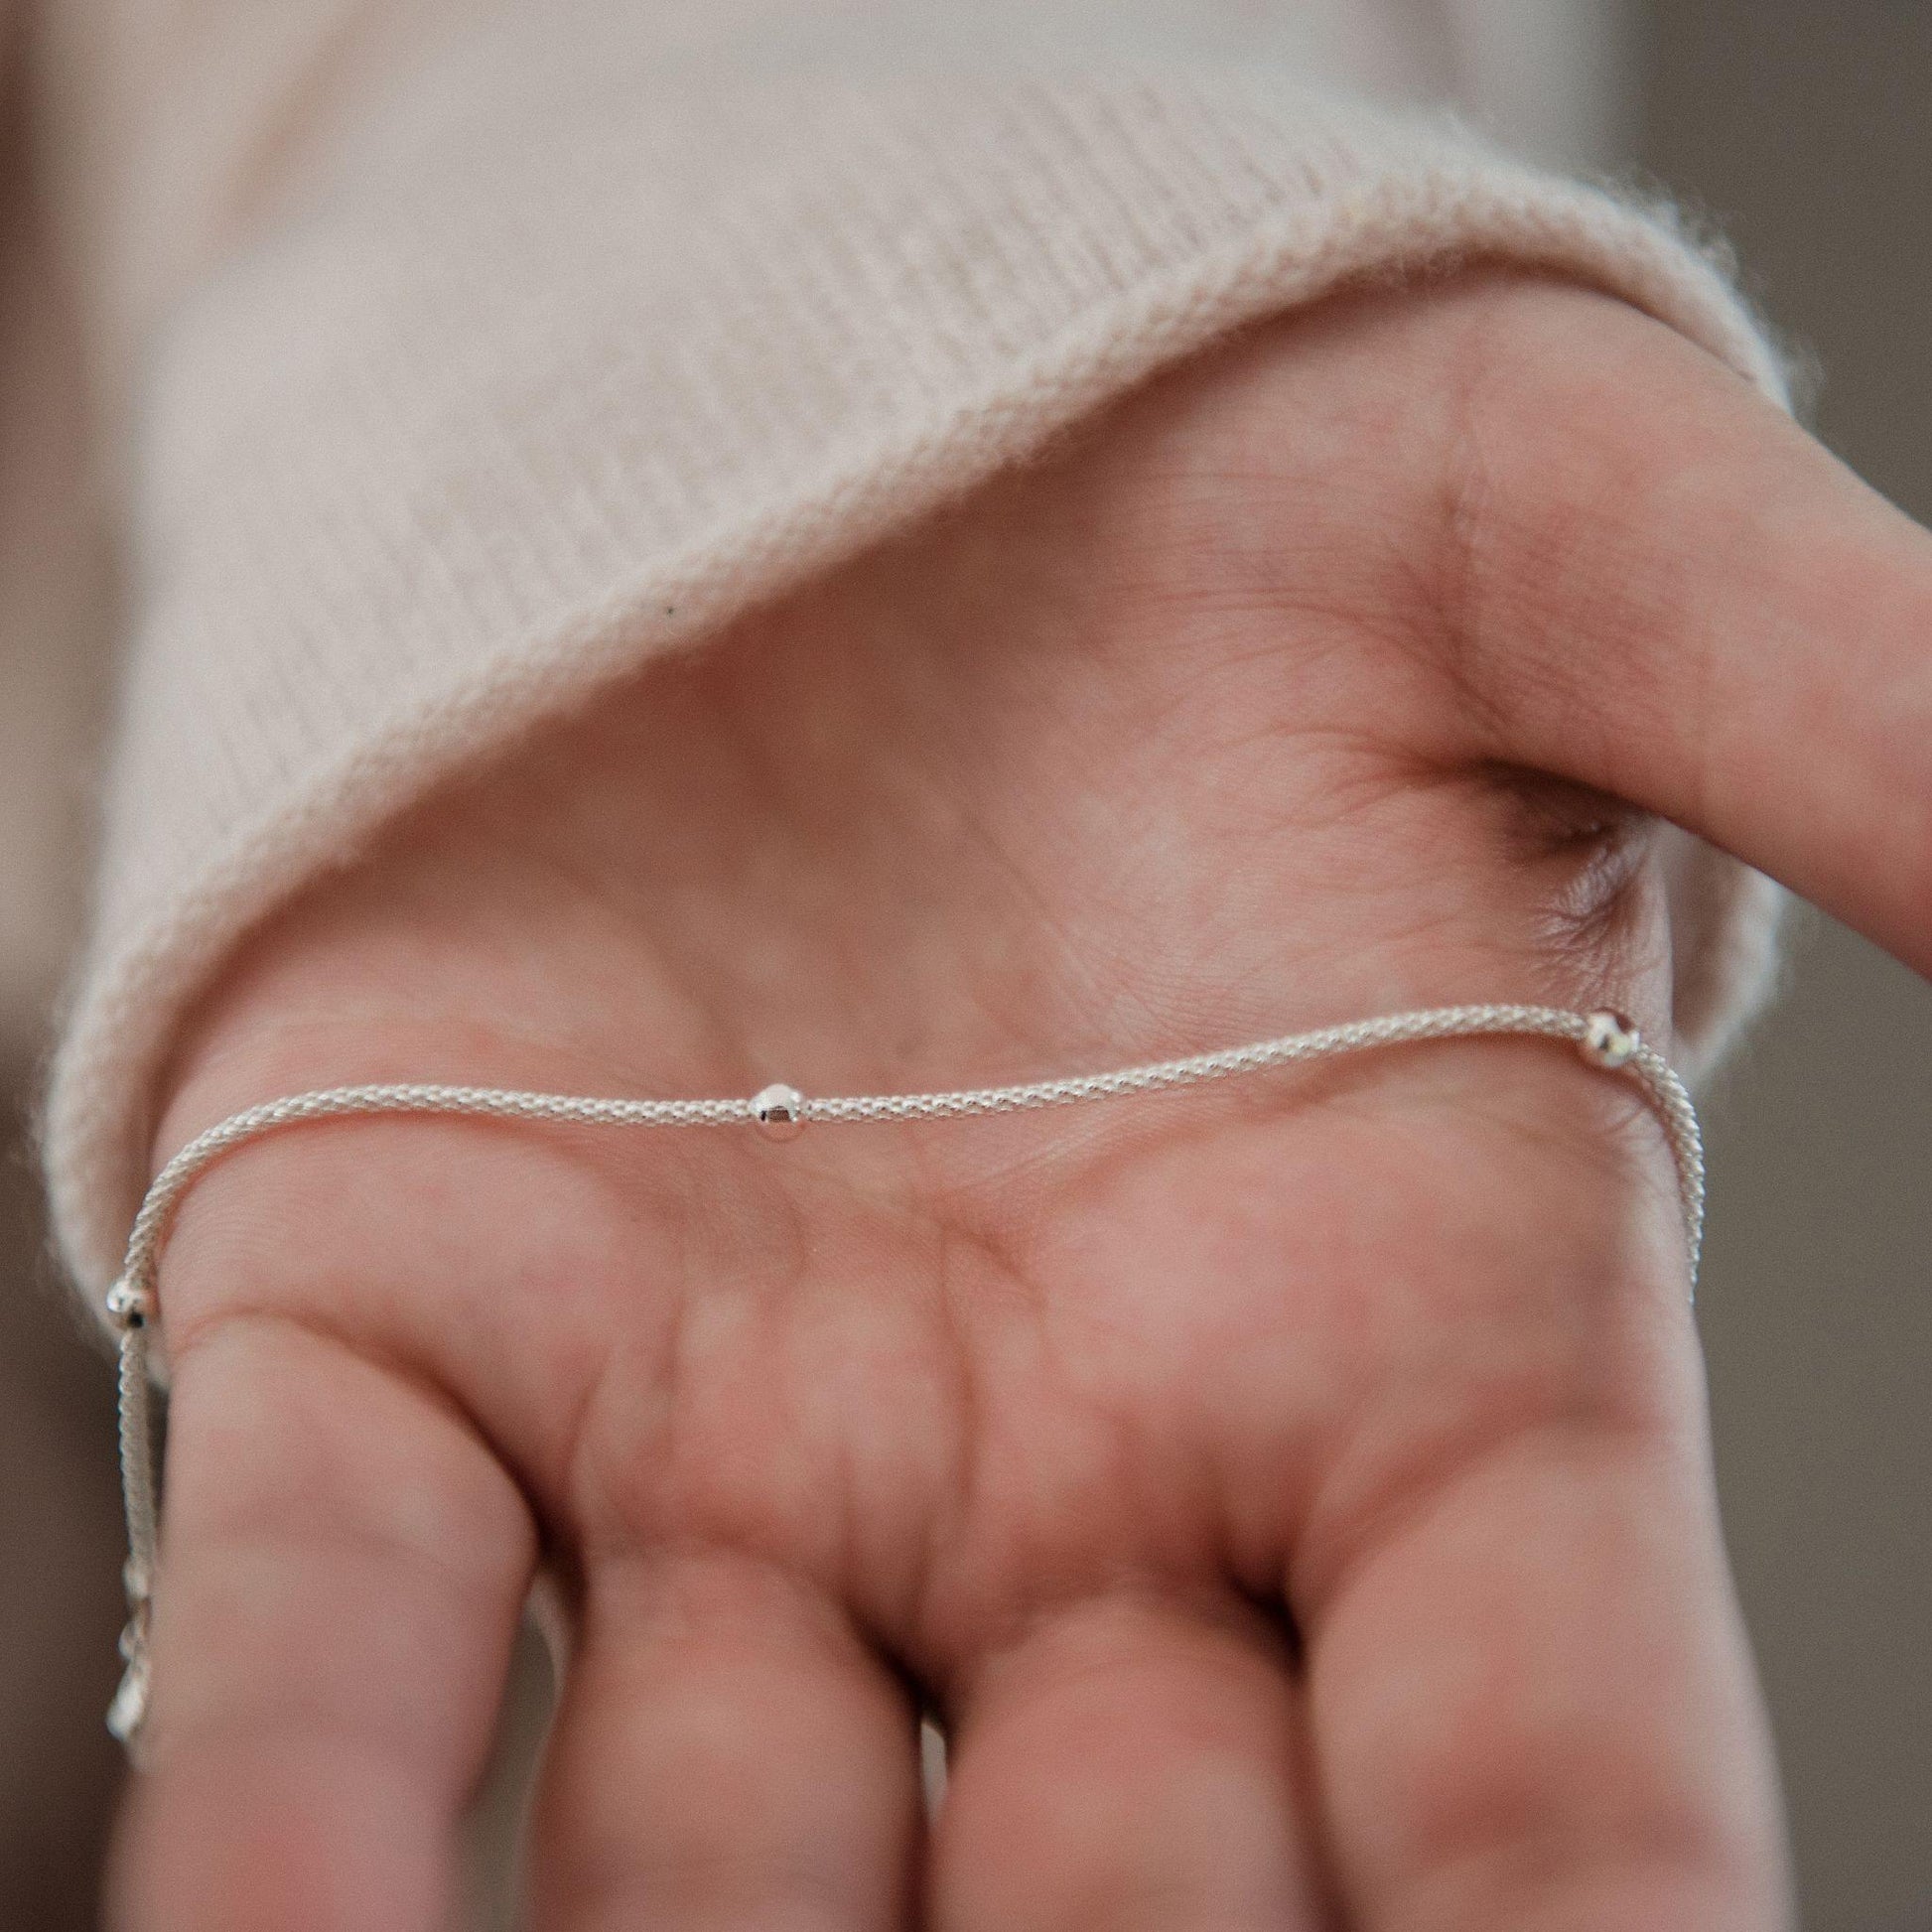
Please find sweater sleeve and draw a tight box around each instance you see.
[36,0,1788,1299]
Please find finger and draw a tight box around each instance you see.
[1452,284,1932,974]
[108,1317,536,1932]
[931,1590,1335,1931]
[1304,1439,1787,1930]
[1287,1078,1791,1929]
[525,1548,921,1932]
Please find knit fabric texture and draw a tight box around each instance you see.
[36,0,1790,1299]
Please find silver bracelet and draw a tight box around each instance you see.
[99,1002,1703,1751]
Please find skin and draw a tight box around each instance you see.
[104,269,1932,1930]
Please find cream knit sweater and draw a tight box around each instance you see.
[4,0,1787,1300]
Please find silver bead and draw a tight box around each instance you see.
[105,1279,154,1330]
[753,1083,806,1141]
[1580,1010,1640,1070]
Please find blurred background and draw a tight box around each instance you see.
[1,1,1926,1925]
[1644,6,1932,1924]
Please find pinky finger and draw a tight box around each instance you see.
[107,1317,536,1932]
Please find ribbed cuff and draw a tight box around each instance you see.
[45,59,1790,1300]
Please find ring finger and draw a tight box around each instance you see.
[930,1587,1336,1931]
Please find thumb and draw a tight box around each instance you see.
[1450,290,1932,980]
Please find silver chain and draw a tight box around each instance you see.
[100,1003,1703,1750]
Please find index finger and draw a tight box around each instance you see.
[1283,1064,1792,1930]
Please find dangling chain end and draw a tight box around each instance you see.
[108,1558,153,1747]
[106,1655,150,1748]
[107,1274,158,1751]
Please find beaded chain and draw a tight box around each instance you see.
[100,1003,1702,1749]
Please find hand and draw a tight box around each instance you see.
[110,270,1932,1931]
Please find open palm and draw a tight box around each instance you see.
[114,272,1932,1931]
